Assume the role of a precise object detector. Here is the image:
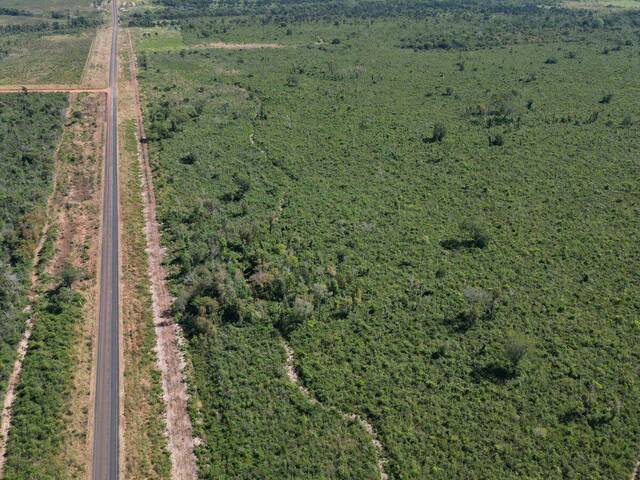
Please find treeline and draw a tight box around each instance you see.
[0,94,67,407]
[0,7,33,17]
[399,8,640,51]
[0,16,101,35]
[127,0,559,26]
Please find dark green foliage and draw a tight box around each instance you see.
[600,93,614,104]
[0,93,67,407]
[3,287,84,479]
[488,133,504,146]
[429,122,447,143]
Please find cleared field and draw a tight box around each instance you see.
[0,32,94,85]
[133,4,640,476]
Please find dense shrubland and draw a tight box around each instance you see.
[133,1,640,477]
[0,93,67,408]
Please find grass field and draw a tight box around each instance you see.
[133,4,640,474]
[0,32,94,84]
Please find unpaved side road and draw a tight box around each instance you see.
[125,30,198,480]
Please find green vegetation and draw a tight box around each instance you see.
[0,93,67,409]
[3,285,84,480]
[132,0,639,477]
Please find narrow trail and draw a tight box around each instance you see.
[0,108,69,477]
[282,341,389,480]
[125,30,198,480]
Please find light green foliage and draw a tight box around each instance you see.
[135,3,640,478]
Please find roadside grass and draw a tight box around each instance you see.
[0,31,94,84]
[120,113,171,479]
[134,9,640,478]
[131,27,184,51]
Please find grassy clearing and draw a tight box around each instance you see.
[0,93,67,409]
[0,32,94,84]
[133,2,640,478]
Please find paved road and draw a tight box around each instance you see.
[92,0,120,478]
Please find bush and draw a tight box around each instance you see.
[463,287,497,323]
[503,334,531,376]
[462,220,490,248]
[599,94,613,104]
[489,133,504,146]
[430,123,447,143]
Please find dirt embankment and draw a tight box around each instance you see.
[125,30,198,480]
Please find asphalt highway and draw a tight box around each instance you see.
[91,0,120,478]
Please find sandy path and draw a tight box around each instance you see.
[283,341,390,480]
[126,30,198,480]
